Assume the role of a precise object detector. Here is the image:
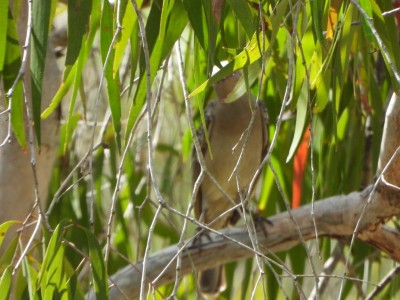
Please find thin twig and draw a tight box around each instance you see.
[167,42,192,299]
[350,0,400,85]
[382,7,400,17]
[104,93,147,262]
[309,243,344,299]
[365,264,400,300]
[140,205,163,300]
[0,105,12,148]
[46,143,102,217]
[13,214,42,275]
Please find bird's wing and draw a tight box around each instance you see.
[192,101,216,220]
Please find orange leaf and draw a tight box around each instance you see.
[292,127,310,209]
[326,7,338,41]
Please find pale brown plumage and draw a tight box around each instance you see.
[192,72,269,296]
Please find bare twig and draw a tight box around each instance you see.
[365,264,400,300]
[350,0,400,85]
[13,213,42,275]
[382,7,400,17]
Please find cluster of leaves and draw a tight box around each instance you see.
[1,0,400,299]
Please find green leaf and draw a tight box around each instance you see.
[65,255,84,299]
[3,10,25,147]
[336,4,355,112]
[63,0,97,153]
[66,0,92,66]
[41,65,75,118]
[42,0,101,119]
[0,266,12,300]
[182,0,208,51]
[190,0,288,99]
[202,0,218,72]
[31,0,52,145]
[181,127,192,162]
[287,80,309,162]
[0,0,8,72]
[65,51,84,153]
[37,220,68,290]
[0,220,20,249]
[81,227,108,299]
[224,63,261,103]
[288,244,306,295]
[129,21,140,92]
[226,0,255,38]
[370,1,400,89]
[113,1,136,76]
[189,31,269,98]
[310,0,325,47]
[125,0,187,142]
[0,235,19,267]
[64,114,81,154]
[101,0,122,150]
[22,252,39,299]
[358,0,374,42]
[313,3,353,113]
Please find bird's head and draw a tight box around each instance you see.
[214,71,242,102]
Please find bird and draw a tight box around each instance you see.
[192,71,269,297]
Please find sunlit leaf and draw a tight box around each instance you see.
[287,79,309,162]
[36,220,70,299]
[113,1,136,76]
[189,31,269,98]
[41,65,75,118]
[358,0,374,42]
[0,0,8,73]
[0,266,12,300]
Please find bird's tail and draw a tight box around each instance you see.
[198,265,226,297]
